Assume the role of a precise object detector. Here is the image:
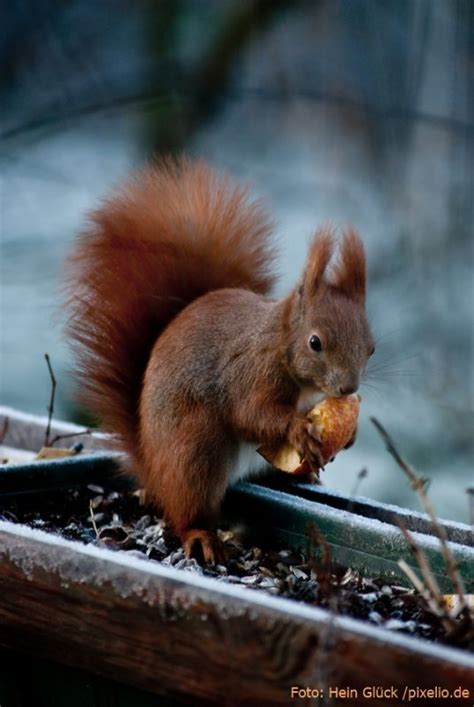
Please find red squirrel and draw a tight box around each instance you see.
[65,157,374,562]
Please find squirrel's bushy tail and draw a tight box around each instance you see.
[64,157,275,457]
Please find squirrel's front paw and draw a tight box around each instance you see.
[287,415,325,471]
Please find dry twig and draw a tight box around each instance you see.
[371,417,469,618]
[44,353,57,447]
[89,500,99,538]
[307,522,333,597]
[50,429,93,447]
[397,559,451,631]
[397,525,453,632]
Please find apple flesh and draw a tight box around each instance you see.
[258,394,360,474]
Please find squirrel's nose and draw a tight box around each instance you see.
[339,384,357,396]
[338,377,359,396]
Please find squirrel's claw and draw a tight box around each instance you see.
[288,416,325,472]
[293,469,321,485]
[304,423,325,471]
[306,470,322,484]
[182,529,227,565]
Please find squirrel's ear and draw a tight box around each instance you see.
[331,227,366,305]
[300,227,334,301]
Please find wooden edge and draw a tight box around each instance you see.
[0,521,473,706]
[0,406,116,452]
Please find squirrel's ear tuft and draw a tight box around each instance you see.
[331,227,366,305]
[301,227,334,301]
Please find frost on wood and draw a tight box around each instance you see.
[0,522,245,623]
[2,521,474,671]
[246,483,467,557]
[0,519,320,621]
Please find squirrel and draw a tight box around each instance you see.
[65,157,374,563]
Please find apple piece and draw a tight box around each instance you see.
[258,444,311,474]
[307,394,360,464]
[258,394,360,474]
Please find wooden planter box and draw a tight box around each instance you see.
[1,408,473,706]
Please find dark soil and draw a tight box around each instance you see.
[2,482,472,650]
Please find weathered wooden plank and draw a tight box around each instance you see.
[0,406,114,453]
[0,522,472,707]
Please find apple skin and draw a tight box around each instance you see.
[258,394,360,474]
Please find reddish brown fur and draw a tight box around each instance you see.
[330,227,367,304]
[302,226,335,300]
[65,159,373,560]
[138,288,298,539]
[64,157,275,462]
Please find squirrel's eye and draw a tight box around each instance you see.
[309,335,322,352]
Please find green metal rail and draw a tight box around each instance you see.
[1,452,472,593]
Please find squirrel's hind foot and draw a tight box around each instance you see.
[182,529,227,565]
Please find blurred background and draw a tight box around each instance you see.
[1,0,473,522]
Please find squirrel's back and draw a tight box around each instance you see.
[64,157,276,459]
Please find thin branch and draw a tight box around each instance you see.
[397,559,428,595]
[399,523,441,597]
[44,353,57,447]
[397,559,451,632]
[307,522,332,598]
[50,429,92,447]
[371,417,424,489]
[397,524,455,631]
[371,416,468,613]
[89,500,99,539]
